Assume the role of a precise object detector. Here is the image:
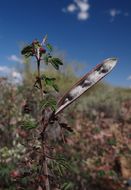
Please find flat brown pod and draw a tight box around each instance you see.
[55,57,118,115]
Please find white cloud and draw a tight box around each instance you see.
[109,9,121,17]
[12,71,21,78]
[62,0,90,21]
[67,4,77,12]
[0,66,11,74]
[78,11,89,20]
[75,0,90,12]
[11,71,22,84]
[8,54,23,64]
[127,75,131,80]
[108,9,129,22]
[0,66,22,84]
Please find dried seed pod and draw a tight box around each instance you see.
[55,58,117,115]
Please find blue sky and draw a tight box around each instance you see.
[0,0,131,87]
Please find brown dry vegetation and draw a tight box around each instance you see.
[0,71,131,190]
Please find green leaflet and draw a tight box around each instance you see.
[21,40,41,58]
[21,120,37,130]
[40,98,57,111]
[46,43,53,52]
[52,83,59,92]
[45,77,56,85]
[50,157,70,177]
[49,57,63,70]
[41,75,59,92]
[97,170,106,177]
[21,45,34,57]
[61,182,74,190]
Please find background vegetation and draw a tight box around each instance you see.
[0,61,131,190]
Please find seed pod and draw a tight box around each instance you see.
[55,58,117,115]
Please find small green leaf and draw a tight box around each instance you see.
[46,43,53,51]
[41,98,57,111]
[53,58,63,65]
[61,182,74,190]
[49,99,57,111]
[21,45,34,57]
[22,120,37,130]
[56,164,63,176]
[52,62,59,70]
[107,138,116,146]
[45,77,56,86]
[41,75,58,92]
[49,57,63,70]
[50,60,59,70]
[53,83,59,92]
[97,170,105,177]
[108,170,117,176]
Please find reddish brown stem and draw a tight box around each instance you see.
[37,59,50,190]
[37,60,43,98]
